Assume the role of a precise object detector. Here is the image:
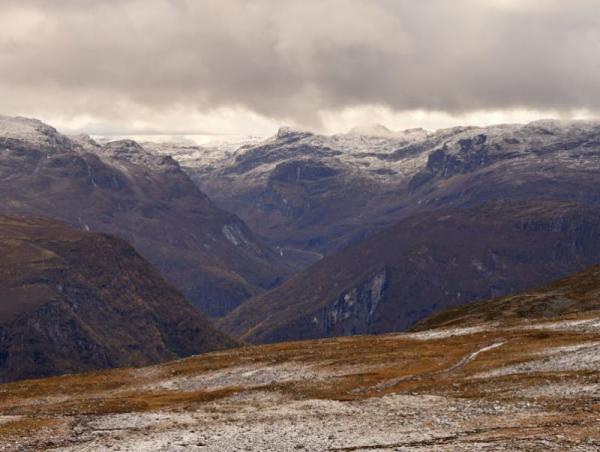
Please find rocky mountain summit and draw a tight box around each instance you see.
[0,115,291,317]
[0,216,236,383]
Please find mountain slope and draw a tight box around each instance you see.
[221,201,600,343]
[415,263,600,331]
[0,115,290,317]
[0,215,236,383]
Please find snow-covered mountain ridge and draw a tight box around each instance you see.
[146,119,600,255]
[152,120,600,185]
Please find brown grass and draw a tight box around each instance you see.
[2,311,600,447]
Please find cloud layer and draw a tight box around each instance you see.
[1,0,599,133]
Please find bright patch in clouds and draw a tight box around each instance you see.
[320,107,598,134]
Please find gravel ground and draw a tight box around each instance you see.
[49,392,582,452]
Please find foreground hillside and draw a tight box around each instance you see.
[0,115,289,317]
[222,200,600,343]
[1,305,599,451]
[0,216,235,383]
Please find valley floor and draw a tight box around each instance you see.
[2,313,600,451]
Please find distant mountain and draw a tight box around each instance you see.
[220,201,600,343]
[0,216,236,383]
[347,123,426,138]
[0,115,291,317]
[167,120,600,261]
[160,125,438,258]
[141,120,600,342]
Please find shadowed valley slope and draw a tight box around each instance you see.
[221,201,600,343]
[0,216,236,383]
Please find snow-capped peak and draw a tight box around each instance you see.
[276,126,314,140]
[346,123,429,141]
[0,115,75,152]
[347,123,395,137]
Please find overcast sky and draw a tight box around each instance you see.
[1,0,599,136]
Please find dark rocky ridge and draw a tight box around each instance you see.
[0,216,236,383]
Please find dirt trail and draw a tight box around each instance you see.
[369,340,507,392]
[445,341,506,373]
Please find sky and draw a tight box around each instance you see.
[1,0,599,137]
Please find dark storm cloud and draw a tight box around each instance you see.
[1,0,599,125]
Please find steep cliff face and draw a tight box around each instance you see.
[0,115,291,317]
[0,216,236,383]
[323,269,387,336]
[221,201,600,343]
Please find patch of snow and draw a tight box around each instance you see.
[141,363,334,393]
[0,415,22,425]
[517,318,600,332]
[520,382,600,399]
[403,325,487,340]
[474,341,600,379]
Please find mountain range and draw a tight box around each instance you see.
[4,115,600,348]
[153,119,600,342]
[161,120,600,259]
